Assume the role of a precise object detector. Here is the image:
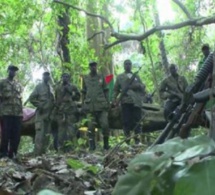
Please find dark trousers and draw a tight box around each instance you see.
[0,115,22,158]
[164,100,180,121]
[121,103,142,137]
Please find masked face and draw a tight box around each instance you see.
[43,74,50,83]
[8,69,16,79]
[62,74,70,84]
[89,64,97,74]
[202,48,210,57]
[124,61,132,72]
[169,65,178,76]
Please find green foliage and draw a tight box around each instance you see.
[67,158,100,174]
[19,136,34,154]
[67,158,86,170]
[77,137,87,147]
[0,0,215,101]
[113,135,215,195]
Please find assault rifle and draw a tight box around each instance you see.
[115,66,143,105]
[179,74,212,138]
[151,52,214,146]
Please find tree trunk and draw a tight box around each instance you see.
[57,9,71,65]
[154,7,169,75]
[86,2,102,59]
[86,1,113,76]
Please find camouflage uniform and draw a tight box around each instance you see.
[113,72,145,144]
[54,82,80,152]
[0,78,23,158]
[159,75,188,120]
[28,82,54,155]
[82,73,109,150]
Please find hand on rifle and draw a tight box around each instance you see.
[111,99,119,108]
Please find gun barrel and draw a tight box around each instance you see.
[195,53,213,91]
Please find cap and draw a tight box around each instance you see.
[124,59,132,65]
[169,64,177,69]
[89,61,97,66]
[43,71,50,76]
[61,72,70,77]
[202,44,210,50]
[7,65,19,71]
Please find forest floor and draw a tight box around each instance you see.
[0,139,147,195]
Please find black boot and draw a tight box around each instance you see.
[103,137,109,150]
[89,139,96,151]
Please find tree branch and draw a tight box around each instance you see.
[172,0,192,19]
[53,0,215,50]
[87,31,105,41]
[53,0,114,31]
[105,15,215,49]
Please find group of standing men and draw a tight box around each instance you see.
[0,59,145,158]
[1,43,208,159]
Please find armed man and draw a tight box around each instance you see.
[82,61,110,151]
[113,59,145,145]
[0,65,23,159]
[153,51,215,146]
[28,71,55,156]
[159,64,188,121]
[54,73,80,152]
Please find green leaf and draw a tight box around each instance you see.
[77,138,87,146]
[113,136,215,195]
[174,158,215,195]
[67,159,85,170]
[174,143,215,162]
[112,172,153,195]
[86,165,100,174]
[67,158,100,174]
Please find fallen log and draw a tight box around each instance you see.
[19,103,167,139]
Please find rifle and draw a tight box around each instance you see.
[115,66,143,105]
[151,52,214,146]
[179,74,212,138]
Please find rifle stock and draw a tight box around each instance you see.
[179,102,207,138]
[179,74,212,138]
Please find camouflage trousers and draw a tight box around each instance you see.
[87,111,109,139]
[57,114,77,152]
[34,119,51,156]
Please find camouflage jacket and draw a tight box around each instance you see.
[159,75,188,102]
[28,82,54,120]
[55,83,80,115]
[113,72,145,108]
[0,78,23,116]
[82,73,109,112]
